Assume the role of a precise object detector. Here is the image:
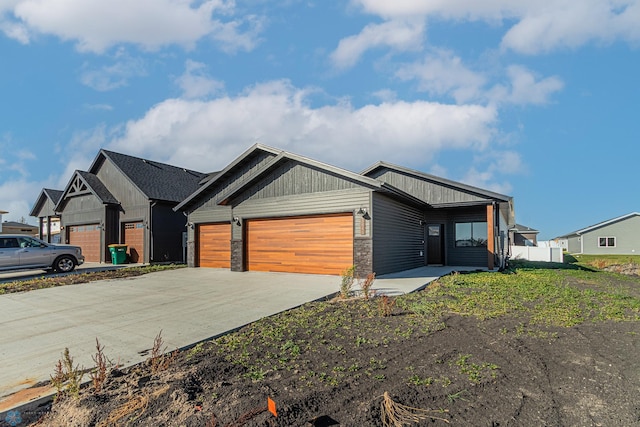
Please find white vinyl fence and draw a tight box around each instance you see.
[510,246,564,263]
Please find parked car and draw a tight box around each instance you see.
[0,235,84,273]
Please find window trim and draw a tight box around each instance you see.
[455,221,488,247]
[598,236,616,248]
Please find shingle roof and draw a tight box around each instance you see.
[29,188,64,217]
[43,188,63,205]
[97,150,208,203]
[76,171,119,204]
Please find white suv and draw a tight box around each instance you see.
[0,235,84,273]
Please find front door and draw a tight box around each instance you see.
[427,224,444,265]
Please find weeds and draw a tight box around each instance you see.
[359,272,376,300]
[90,338,110,393]
[378,295,396,317]
[340,265,356,299]
[50,348,85,399]
[148,330,178,375]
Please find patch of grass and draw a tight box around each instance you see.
[571,254,640,268]
[0,264,185,294]
[400,266,640,327]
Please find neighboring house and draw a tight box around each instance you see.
[174,144,515,276]
[0,210,6,233]
[0,221,38,236]
[510,223,539,246]
[30,188,63,243]
[52,150,207,263]
[555,212,640,255]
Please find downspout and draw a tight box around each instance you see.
[149,201,157,263]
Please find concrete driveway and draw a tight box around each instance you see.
[0,265,476,411]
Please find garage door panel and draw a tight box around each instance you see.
[197,223,231,268]
[68,224,101,262]
[124,222,144,263]
[247,213,353,275]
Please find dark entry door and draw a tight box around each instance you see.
[427,224,444,265]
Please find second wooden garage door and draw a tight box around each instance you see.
[68,224,101,262]
[197,223,231,268]
[247,213,354,275]
[123,222,145,263]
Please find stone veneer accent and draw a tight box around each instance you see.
[354,237,373,276]
[231,239,244,272]
[187,241,195,268]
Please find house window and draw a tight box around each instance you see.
[598,237,616,248]
[455,222,488,247]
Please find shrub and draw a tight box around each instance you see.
[340,266,356,299]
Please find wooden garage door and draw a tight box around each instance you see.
[124,222,145,263]
[68,224,101,262]
[197,223,231,268]
[247,213,354,275]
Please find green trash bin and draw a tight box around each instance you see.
[108,244,128,265]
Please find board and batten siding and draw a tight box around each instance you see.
[193,151,277,210]
[95,159,147,207]
[232,189,371,240]
[580,215,640,255]
[371,193,424,275]
[60,195,104,225]
[36,197,57,217]
[368,169,487,205]
[446,206,489,267]
[231,162,363,204]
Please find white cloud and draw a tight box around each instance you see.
[80,53,146,91]
[106,80,498,172]
[3,0,262,53]
[330,18,424,69]
[461,150,525,195]
[488,65,564,106]
[175,60,225,99]
[0,178,45,223]
[395,49,486,104]
[348,0,640,55]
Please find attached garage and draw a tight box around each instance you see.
[68,224,101,262]
[123,222,145,263]
[197,223,231,268]
[246,213,354,275]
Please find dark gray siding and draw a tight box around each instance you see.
[445,206,488,267]
[193,151,277,210]
[369,169,486,205]
[96,158,147,206]
[35,198,57,217]
[60,195,104,225]
[151,203,187,262]
[232,161,362,204]
[580,216,640,255]
[372,193,424,275]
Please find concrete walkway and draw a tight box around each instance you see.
[0,265,483,412]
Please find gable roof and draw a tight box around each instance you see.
[91,150,208,203]
[175,144,281,211]
[510,224,539,234]
[29,188,63,217]
[361,161,512,203]
[175,144,428,211]
[55,170,119,211]
[556,212,640,238]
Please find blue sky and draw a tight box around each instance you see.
[1,0,638,240]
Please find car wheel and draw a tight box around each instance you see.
[54,256,76,273]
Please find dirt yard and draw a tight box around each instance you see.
[14,265,640,426]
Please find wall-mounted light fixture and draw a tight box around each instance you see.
[356,207,368,216]
[233,216,241,226]
[186,222,195,230]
